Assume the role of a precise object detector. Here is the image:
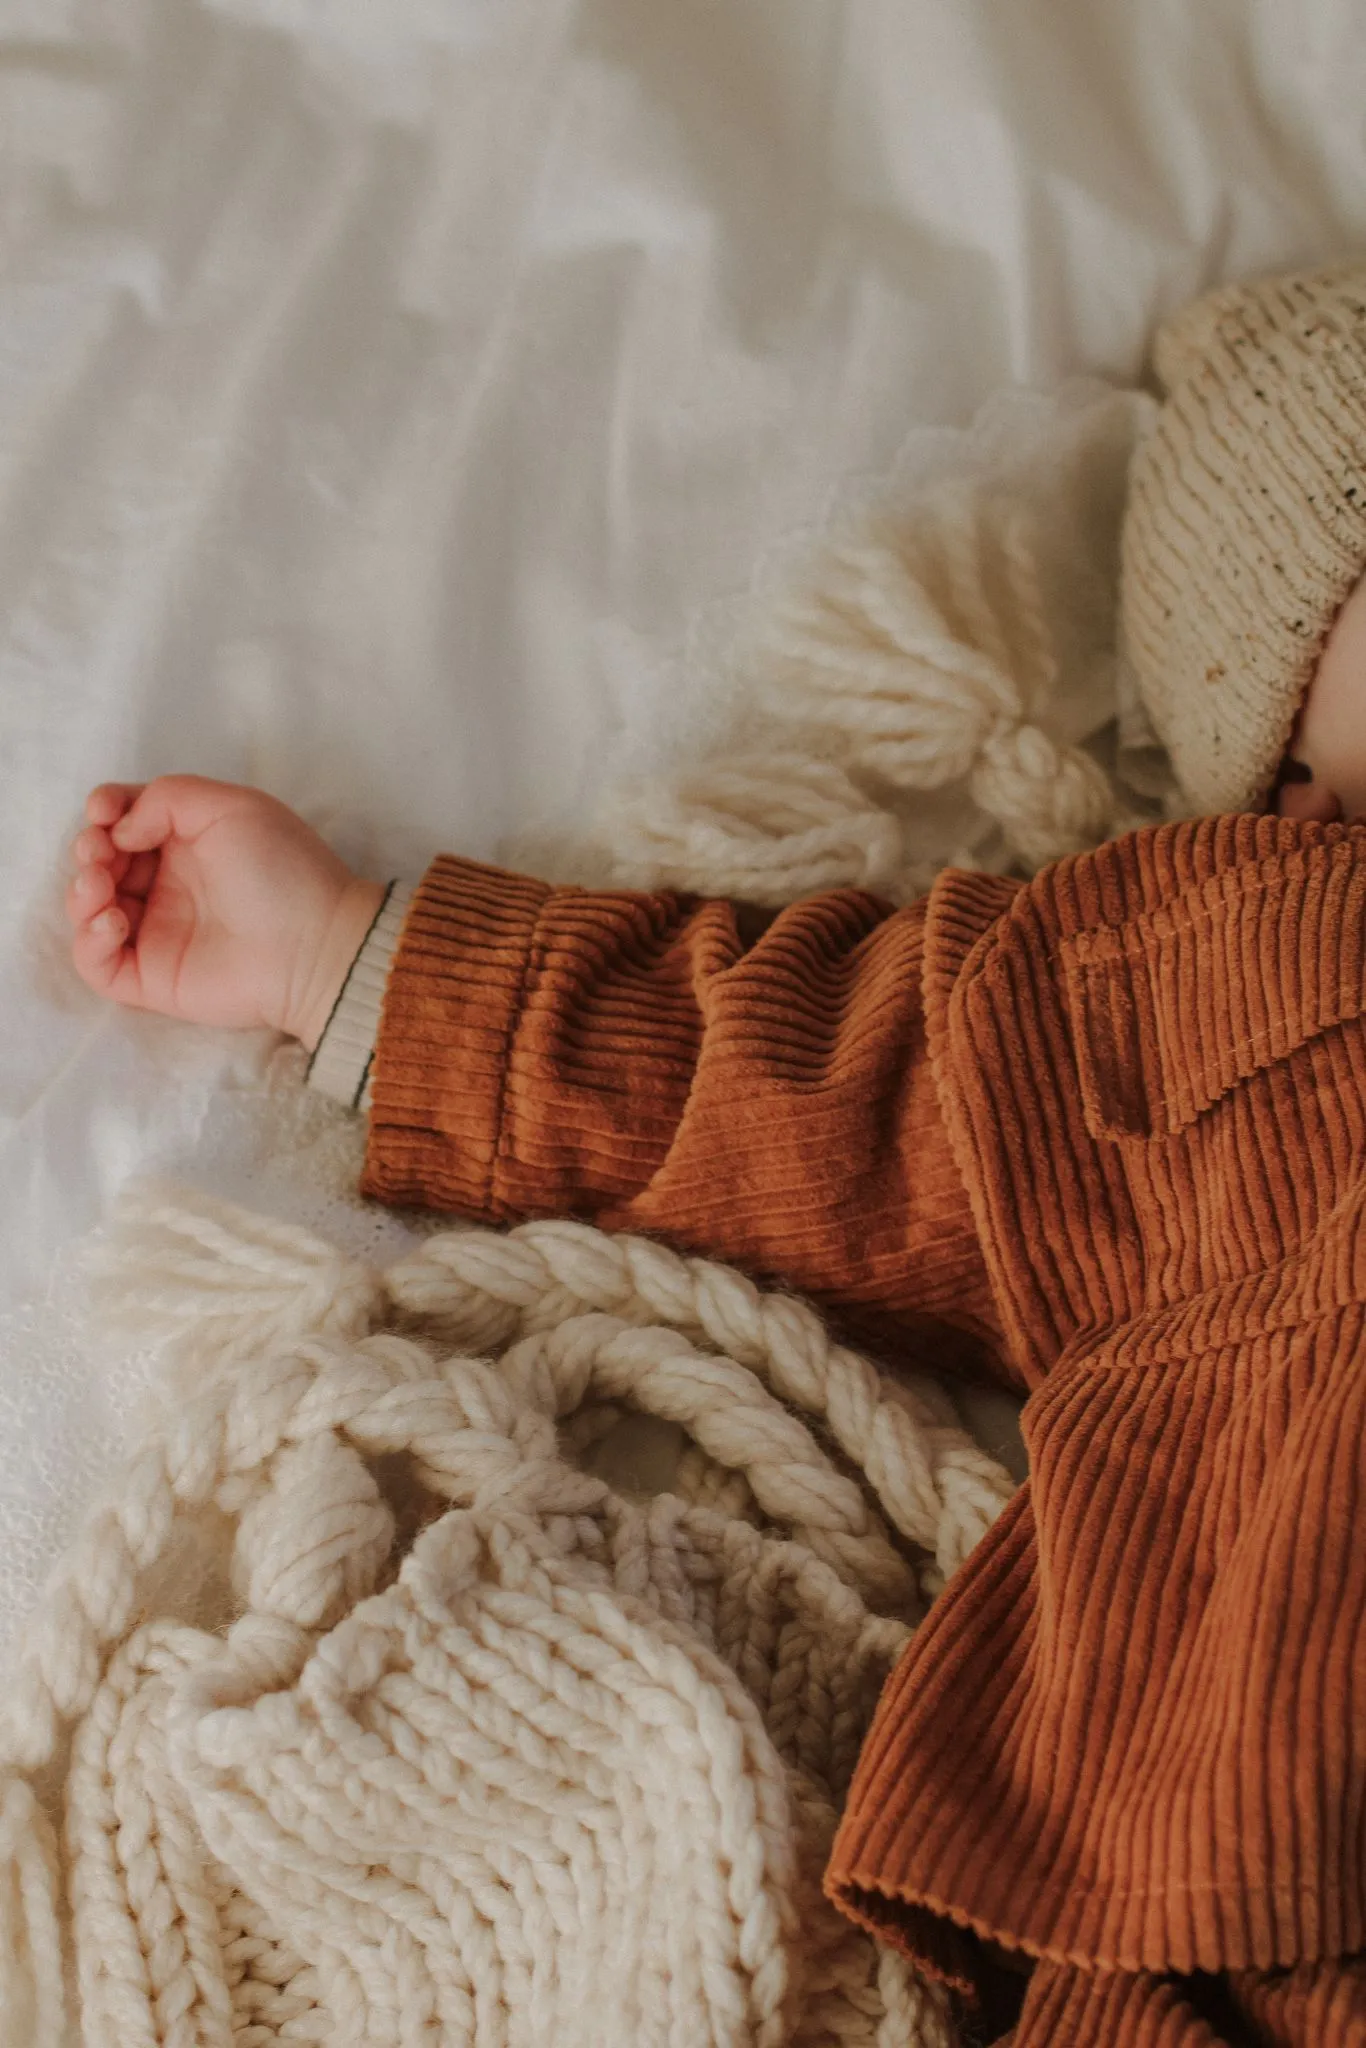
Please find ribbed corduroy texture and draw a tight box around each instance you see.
[1120,264,1366,815]
[364,855,1006,1384]
[364,821,1366,2046]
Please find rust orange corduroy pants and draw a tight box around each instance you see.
[358,813,1366,2045]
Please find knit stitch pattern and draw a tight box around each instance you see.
[0,1186,1015,2048]
[1120,264,1366,813]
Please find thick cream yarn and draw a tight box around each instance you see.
[558,383,1157,906]
[0,1185,1016,2048]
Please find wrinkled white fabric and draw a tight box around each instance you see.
[4,0,1366,1650]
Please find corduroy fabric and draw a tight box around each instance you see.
[364,818,1366,2046]
[1005,1955,1366,2046]
[364,853,1007,1384]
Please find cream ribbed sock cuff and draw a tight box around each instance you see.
[305,881,415,1112]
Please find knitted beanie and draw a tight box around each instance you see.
[1120,263,1366,815]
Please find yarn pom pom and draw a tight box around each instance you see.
[84,1180,386,1380]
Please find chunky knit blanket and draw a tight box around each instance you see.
[0,1186,1015,2047]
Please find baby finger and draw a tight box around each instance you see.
[119,850,159,899]
[65,866,114,924]
[71,907,130,994]
[85,783,144,829]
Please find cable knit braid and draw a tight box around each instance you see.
[597,753,912,901]
[0,1184,1010,2046]
[92,1189,1013,1581]
[382,1214,1012,1582]
[582,397,1145,904]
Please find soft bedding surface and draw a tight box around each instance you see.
[3,0,1366,1647]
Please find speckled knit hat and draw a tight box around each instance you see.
[1120,264,1366,814]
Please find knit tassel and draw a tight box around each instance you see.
[591,495,1121,905]
[0,1780,64,2048]
[543,383,1158,908]
[85,1178,387,1379]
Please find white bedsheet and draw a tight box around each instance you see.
[3,0,1366,1644]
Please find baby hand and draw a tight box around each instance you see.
[66,776,386,1048]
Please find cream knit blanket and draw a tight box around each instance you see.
[0,1186,1015,2048]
